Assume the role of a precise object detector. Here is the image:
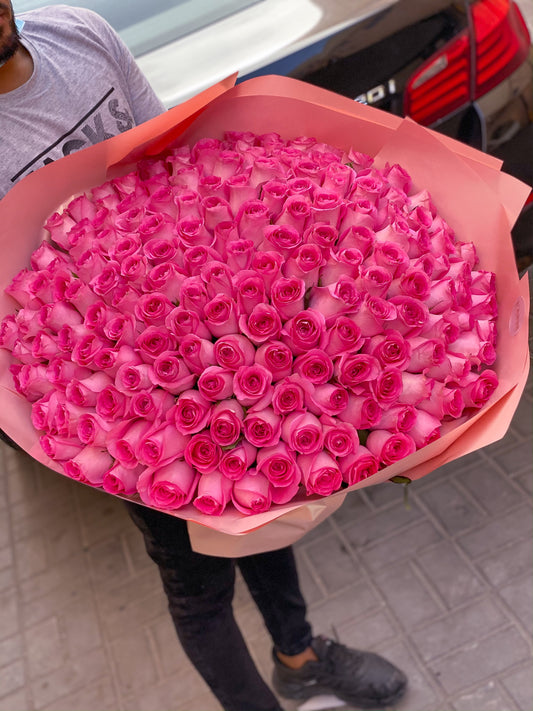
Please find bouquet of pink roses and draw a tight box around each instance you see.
[0,76,529,555]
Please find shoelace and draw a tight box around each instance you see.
[317,638,364,677]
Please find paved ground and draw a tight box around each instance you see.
[0,264,531,711]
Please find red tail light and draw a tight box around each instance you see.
[472,0,531,98]
[404,31,470,126]
[404,0,531,125]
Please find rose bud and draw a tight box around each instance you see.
[185,433,222,474]
[232,469,272,515]
[366,429,416,466]
[137,459,199,510]
[193,470,233,516]
[298,451,343,497]
[338,446,379,486]
[256,442,302,504]
[219,441,257,481]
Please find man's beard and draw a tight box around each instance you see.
[0,16,20,66]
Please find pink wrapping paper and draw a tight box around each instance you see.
[0,75,529,556]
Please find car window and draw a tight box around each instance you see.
[15,0,264,56]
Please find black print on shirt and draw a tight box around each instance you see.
[11,87,135,183]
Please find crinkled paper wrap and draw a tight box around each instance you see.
[0,75,529,556]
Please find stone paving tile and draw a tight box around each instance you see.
[415,541,487,608]
[0,688,29,711]
[475,538,533,587]
[416,479,487,536]
[499,575,533,636]
[426,627,531,696]
[40,676,118,711]
[451,680,519,711]
[409,597,509,662]
[371,560,445,631]
[501,664,533,711]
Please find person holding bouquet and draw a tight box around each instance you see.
[0,3,407,710]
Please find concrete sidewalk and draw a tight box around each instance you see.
[0,270,531,711]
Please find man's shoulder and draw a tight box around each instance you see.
[18,4,112,34]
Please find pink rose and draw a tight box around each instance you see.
[102,463,144,496]
[308,277,362,320]
[239,304,282,344]
[460,369,498,409]
[363,330,410,370]
[137,459,199,510]
[134,292,174,326]
[398,372,434,406]
[63,446,114,487]
[179,276,209,315]
[298,451,342,497]
[388,268,431,300]
[406,338,446,372]
[149,352,195,395]
[408,410,442,447]
[39,301,84,332]
[276,194,311,232]
[370,241,410,277]
[256,442,302,504]
[197,366,235,402]
[366,430,416,465]
[95,385,128,421]
[203,294,239,337]
[270,277,306,320]
[175,217,213,250]
[263,224,302,256]
[178,335,217,375]
[65,372,113,407]
[321,315,364,357]
[236,199,271,244]
[136,422,190,468]
[319,248,363,285]
[233,364,273,409]
[255,341,293,381]
[338,394,382,429]
[231,469,272,514]
[282,309,326,354]
[271,376,308,416]
[214,334,256,371]
[250,250,283,293]
[350,295,399,337]
[306,383,349,417]
[370,368,403,407]
[219,441,257,481]
[234,272,267,316]
[128,389,175,421]
[387,295,430,337]
[335,353,380,391]
[77,412,113,446]
[226,239,255,272]
[108,418,153,468]
[136,326,177,363]
[377,404,417,433]
[321,415,359,458]
[115,363,153,393]
[210,399,244,447]
[418,382,464,420]
[339,446,379,486]
[201,261,234,299]
[203,195,233,231]
[293,349,333,386]
[260,180,289,217]
[284,244,324,288]
[170,390,212,435]
[304,223,338,256]
[281,411,323,455]
[184,433,222,473]
[193,470,233,516]
[243,407,282,448]
[40,434,83,461]
[165,307,212,340]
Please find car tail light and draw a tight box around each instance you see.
[404,0,531,126]
[404,31,470,126]
[472,0,531,98]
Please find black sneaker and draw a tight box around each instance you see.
[272,636,407,709]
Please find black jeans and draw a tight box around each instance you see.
[126,502,313,711]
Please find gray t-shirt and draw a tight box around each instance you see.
[0,4,165,199]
